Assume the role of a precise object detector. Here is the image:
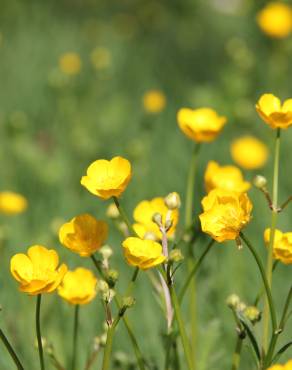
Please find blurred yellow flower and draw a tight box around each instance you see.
[264,228,292,264]
[59,214,108,257]
[204,161,250,193]
[177,107,227,142]
[268,360,292,370]
[10,245,67,295]
[199,189,252,242]
[230,136,268,169]
[90,47,111,70]
[122,237,166,270]
[0,191,27,215]
[81,156,132,200]
[59,52,82,75]
[58,267,97,305]
[256,93,292,129]
[142,90,166,113]
[257,2,292,38]
[133,197,179,240]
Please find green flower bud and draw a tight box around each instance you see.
[226,294,240,309]
[164,192,181,210]
[244,306,261,324]
[169,249,184,262]
[152,212,163,226]
[253,175,267,189]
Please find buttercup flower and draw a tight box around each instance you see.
[177,107,227,142]
[0,191,28,215]
[58,268,97,305]
[59,214,108,257]
[268,360,292,370]
[59,52,82,75]
[264,228,292,264]
[133,197,179,240]
[230,136,268,169]
[204,161,250,193]
[81,156,132,200]
[90,47,111,70]
[199,189,252,242]
[257,2,292,38]
[142,90,166,113]
[10,245,67,295]
[122,237,166,270]
[256,94,292,129]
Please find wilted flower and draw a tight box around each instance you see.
[122,237,166,270]
[257,2,292,38]
[204,161,250,193]
[0,191,27,215]
[142,90,166,113]
[10,245,67,295]
[59,52,82,75]
[268,360,292,370]
[81,156,132,200]
[264,228,292,264]
[177,107,227,142]
[230,136,268,170]
[199,189,252,242]
[59,214,108,257]
[58,268,97,305]
[256,94,292,129]
[133,197,179,240]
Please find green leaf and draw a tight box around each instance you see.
[272,341,292,364]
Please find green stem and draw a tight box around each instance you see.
[113,197,136,235]
[125,267,139,296]
[263,128,281,352]
[0,328,24,369]
[169,284,195,370]
[101,315,122,370]
[36,294,45,370]
[71,305,79,370]
[179,239,215,303]
[240,233,277,336]
[231,337,243,370]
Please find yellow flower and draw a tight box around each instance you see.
[256,93,292,129]
[230,136,268,169]
[177,107,227,142]
[0,191,27,215]
[59,52,82,75]
[257,2,292,38]
[264,228,292,264]
[204,161,250,193]
[90,47,112,70]
[142,90,166,113]
[10,245,67,295]
[133,197,179,240]
[59,214,108,257]
[268,360,292,370]
[81,156,132,200]
[199,189,252,242]
[122,237,166,270]
[58,267,97,305]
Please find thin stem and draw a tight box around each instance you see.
[179,239,215,303]
[102,315,122,370]
[125,267,139,296]
[113,197,136,235]
[240,233,277,335]
[169,284,195,370]
[71,305,79,370]
[279,195,292,212]
[263,128,281,352]
[231,337,243,370]
[36,294,45,370]
[0,328,24,369]
[90,255,106,280]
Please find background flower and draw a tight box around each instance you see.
[257,2,292,38]
[59,52,82,75]
[142,90,166,114]
[264,228,292,264]
[0,191,27,215]
[230,136,268,169]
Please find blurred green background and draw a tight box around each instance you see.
[0,0,291,369]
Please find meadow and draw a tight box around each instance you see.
[0,0,291,369]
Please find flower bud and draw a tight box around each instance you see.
[100,333,107,346]
[165,218,173,231]
[107,269,119,287]
[99,245,113,260]
[106,203,120,219]
[98,280,109,293]
[102,288,115,303]
[226,294,240,309]
[164,192,181,210]
[253,175,267,189]
[237,302,247,312]
[144,231,157,241]
[169,249,184,262]
[122,296,136,309]
[244,306,261,324]
[152,212,163,226]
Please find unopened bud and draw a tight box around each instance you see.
[99,245,113,260]
[100,333,107,346]
[165,219,173,231]
[169,249,184,263]
[226,294,240,309]
[98,280,109,293]
[253,175,267,189]
[106,203,120,219]
[122,296,136,309]
[102,288,115,303]
[244,306,261,324]
[164,192,181,210]
[144,231,157,241]
[152,212,162,226]
[237,302,247,312]
[107,269,119,287]
[117,221,128,235]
